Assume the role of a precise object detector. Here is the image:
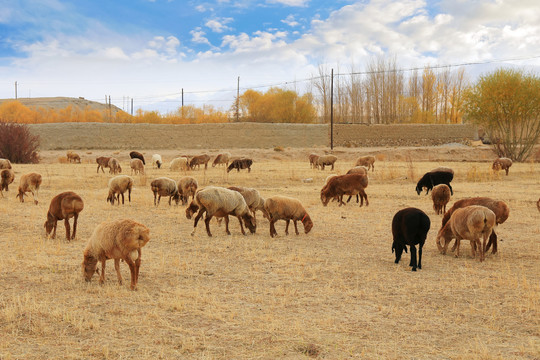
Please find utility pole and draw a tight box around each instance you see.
[330,68,334,150]
[131,98,133,116]
[14,81,18,99]
[181,88,184,118]
[236,76,240,122]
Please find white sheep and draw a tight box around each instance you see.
[170,157,190,171]
[1,169,15,197]
[152,154,163,169]
[108,157,122,174]
[130,158,145,175]
[150,177,180,206]
[0,158,12,169]
[16,172,42,205]
[107,175,134,205]
[264,195,313,237]
[177,176,198,205]
[185,186,256,237]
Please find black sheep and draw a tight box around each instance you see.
[391,207,431,271]
[415,170,453,195]
[129,151,146,165]
[227,158,253,173]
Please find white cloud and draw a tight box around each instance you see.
[267,0,308,6]
[281,14,299,27]
[205,17,233,33]
[190,28,212,46]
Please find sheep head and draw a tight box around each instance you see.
[302,214,313,234]
[44,213,56,236]
[82,251,99,282]
[242,213,256,234]
[186,202,199,219]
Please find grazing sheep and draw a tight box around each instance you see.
[151,154,163,169]
[355,155,375,172]
[170,157,190,171]
[212,152,231,168]
[309,153,320,169]
[492,157,513,175]
[130,158,145,175]
[346,166,368,176]
[150,177,180,206]
[1,169,15,197]
[317,154,338,170]
[129,151,146,165]
[442,197,509,254]
[107,175,134,205]
[82,219,150,290]
[190,154,211,170]
[437,205,496,262]
[228,186,267,220]
[415,169,454,195]
[264,195,313,237]
[392,207,431,271]
[0,158,12,169]
[44,191,84,241]
[66,151,81,163]
[320,174,368,207]
[227,158,253,173]
[185,186,256,237]
[537,197,540,213]
[16,172,42,205]
[177,176,198,205]
[96,156,111,173]
[108,157,122,175]
[431,184,451,215]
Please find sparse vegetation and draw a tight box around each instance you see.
[0,120,40,163]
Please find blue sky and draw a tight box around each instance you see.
[1,0,539,113]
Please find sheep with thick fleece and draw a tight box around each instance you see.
[437,205,496,262]
[264,195,313,237]
[150,177,180,206]
[431,184,451,215]
[185,186,256,237]
[309,154,320,169]
[130,158,145,175]
[354,155,375,171]
[152,154,163,169]
[0,158,12,169]
[108,157,122,174]
[1,169,15,197]
[316,154,338,170]
[228,186,266,220]
[107,175,134,205]
[16,172,42,204]
[212,152,231,167]
[177,176,198,205]
[170,157,189,171]
[492,157,513,175]
[82,219,150,290]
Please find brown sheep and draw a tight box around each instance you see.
[129,151,146,165]
[1,169,15,197]
[227,158,253,173]
[437,205,496,262]
[150,177,180,206]
[316,154,337,170]
[16,172,42,205]
[108,158,122,174]
[308,154,320,169]
[320,174,368,207]
[431,184,451,215]
[212,152,231,168]
[66,151,81,163]
[82,219,150,290]
[107,175,134,205]
[0,158,12,169]
[190,154,211,170]
[492,157,513,175]
[44,191,84,241]
[96,156,111,173]
[130,158,145,175]
[354,155,375,171]
[264,196,313,237]
[442,197,509,254]
[537,197,540,213]
[177,176,198,205]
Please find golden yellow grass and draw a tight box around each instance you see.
[1,151,539,360]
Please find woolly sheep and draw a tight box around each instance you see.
[130,158,145,175]
[177,176,198,205]
[1,169,15,197]
[227,158,253,173]
[96,156,111,173]
[317,154,337,170]
[492,157,513,175]
[190,154,211,170]
[44,191,84,241]
[392,207,430,271]
[129,151,146,165]
[82,218,150,290]
[320,174,368,207]
[152,154,163,169]
[16,172,42,205]
[150,177,180,206]
[108,157,122,174]
[355,155,375,171]
[228,186,267,220]
[107,175,134,205]
[0,158,12,169]
[212,152,231,167]
[431,184,451,215]
[170,157,190,171]
[309,154,320,169]
[185,186,256,237]
[264,195,313,237]
[66,151,81,163]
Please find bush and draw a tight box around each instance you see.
[0,121,40,163]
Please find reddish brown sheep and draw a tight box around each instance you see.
[492,157,513,175]
[354,155,375,171]
[16,172,42,205]
[308,154,320,169]
[431,184,451,215]
[1,169,15,197]
[190,154,211,170]
[44,191,84,241]
[320,174,368,207]
[96,156,112,173]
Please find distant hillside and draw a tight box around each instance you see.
[0,96,124,116]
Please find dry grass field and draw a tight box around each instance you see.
[1,148,539,359]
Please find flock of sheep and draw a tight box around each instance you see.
[1,150,538,290]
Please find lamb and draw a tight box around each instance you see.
[320,174,368,207]
[431,184,451,215]
[316,154,337,170]
[96,156,111,173]
[129,151,146,165]
[228,186,267,220]
[415,169,454,195]
[170,157,190,171]
[130,158,145,175]
[355,155,375,172]
[0,158,12,169]
[190,154,211,170]
[66,151,81,163]
[185,186,256,237]
[44,191,84,241]
[108,157,122,175]
[107,175,134,205]
[212,152,231,167]
[151,154,163,169]
[227,158,253,173]
[437,205,496,262]
[492,157,513,175]
[1,169,15,197]
[82,218,150,290]
[150,177,180,206]
[16,172,42,204]
[263,195,313,237]
[441,197,509,254]
[391,207,431,271]
[177,176,198,205]
[309,153,320,169]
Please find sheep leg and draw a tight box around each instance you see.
[153,192,157,206]
[51,221,58,239]
[120,192,125,205]
[285,220,290,235]
[128,188,131,203]
[64,218,71,241]
[269,220,278,237]
[72,213,78,240]
[455,239,461,258]
[114,258,123,285]
[134,249,141,284]
[448,183,453,196]
[99,260,106,284]
[409,245,418,271]
[236,216,246,235]
[485,230,497,254]
[417,244,423,270]
[191,209,205,236]
[293,220,299,235]
[123,257,137,290]
[224,216,231,235]
[204,215,213,237]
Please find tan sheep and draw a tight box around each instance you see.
[354,155,375,171]
[107,175,134,205]
[170,157,190,171]
[436,205,496,262]
[1,169,15,197]
[228,186,267,220]
[44,191,84,241]
[492,157,513,175]
[0,158,12,169]
[177,176,198,205]
[66,151,81,163]
[264,195,313,237]
[309,153,320,169]
[82,218,150,290]
[96,156,111,173]
[16,172,42,205]
[150,177,180,206]
[316,154,337,170]
[431,184,451,215]
[346,166,368,175]
[108,157,122,174]
[212,152,231,167]
[130,158,145,175]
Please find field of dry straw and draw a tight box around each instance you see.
[1,148,539,359]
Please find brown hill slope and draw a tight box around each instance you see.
[0,96,123,116]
